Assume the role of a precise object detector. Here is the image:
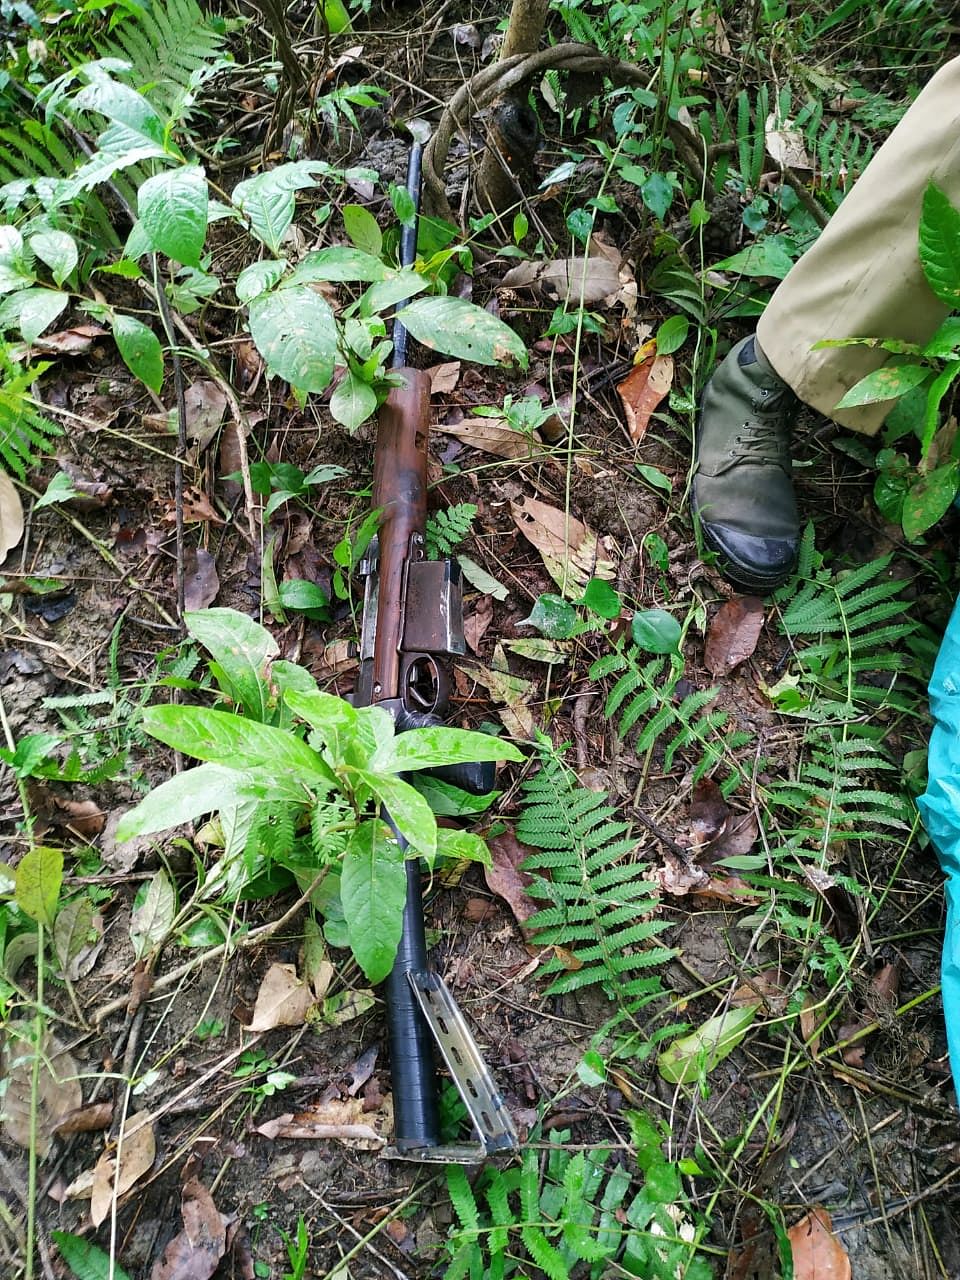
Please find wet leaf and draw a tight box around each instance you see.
[247,962,315,1031]
[835,362,930,409]
[53,896,104,981]
[129,870,176,959]
[510,496,615,597]
[631,608,681,655]
[397,296,527,368]
[617,348,673,443]
[521,593,577,639]
[90,1114,156,1227]
[703,595,765,676]
[248,285,337,394]
[0,1023,82,1156]
[15,845,63,926]
[901,462,958,540]
[183,547,220,611]
[484,829,538,930]
[256,1094,393,1150]
[0,466,25,560]
[658,1006,758,1084]
[113,313,163,393]
[150,1178,227,1280]
[787,1207,851,1280]
[138,165,208,267]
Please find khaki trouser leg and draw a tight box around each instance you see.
[757,55,960,436]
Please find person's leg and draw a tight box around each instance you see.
[759,54,960,434]
[694,55,960,592]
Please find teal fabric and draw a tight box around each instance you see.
[918,596,960,1096]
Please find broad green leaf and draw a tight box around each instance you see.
[0,287,69,343]
[919,182,960,307]
[329,370,377,430]
[29,230,77,285]
[505,638,569,664]
[35,471,80,509]
[655,314,688,355]
[140,705,336,785]
[901,462,958,541]
[53,896,96,977]
[641,171,673,221]
[631,608,681,654]
[412,775,499,817]
[343,203,382,256]
[319,0,351,34]
[185,608,277,721]
[137,166,207,267]
[284,688,360,765]
[232,164,331,253]
[112,313,163,393]
[920,359,960,458]
[340,822,406,982]
[0,226,34,295]
[0,732,61,777]
[130,869,176,959]
[581,577,621,619]
[116,762,254,840]
[371,725,521,774]
[248,286,337,393]
[922,316,960,359]
[359,268,427,318]
[356,770,437,857]
[235,258,287,302]
[15,845,63,926]
[658,1005,757,1083]
[577,1049,606,1086]
[277,579,329,614]
[396,297,528,368]
[645,1159,681,1204]
[835,361,930,409]
[521,593,577,638]
[287,246,389,286]
[457,555,509,600]
[712,238,795,279]
[51,1231,133,1280]
[635,462,673,495]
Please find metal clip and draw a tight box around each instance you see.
[407,970,518,1156]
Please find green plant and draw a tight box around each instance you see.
[816,183,960,540]
[233,1049,296,1099]
[590,609,753,794]
[443,1126,712,1280]
[116,608,523,982]
[280,1216,310,1280]
[425,502,477,559]
[51,1231,133,1280]
[0,352,60,479]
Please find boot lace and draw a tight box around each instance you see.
[732,420,790,466]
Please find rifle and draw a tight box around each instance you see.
[353,134,518,1162]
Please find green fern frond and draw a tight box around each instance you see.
[0,359,61,479]
[517,738,675,1003]
[100,0,227,121]
[425,502,477,560]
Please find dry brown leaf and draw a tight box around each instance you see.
[464,594,495,653]
[704,596,765,677]
[0,468,25,562]
[799,993,821,1056]
[690,874,761,904]
[16,323,107,357]
[502,250,627,306]
[0,1024,82,1157]
[247,963,315,1031]
[787,1207,851,1280]
[653,852,709,897]
[150,1178,227,1280]
[183,380,228,449]
[765,113,812,170]
[345,1045,378,1096]
[460,655,535,738]
[617,350,674,443]
[256,1094,393,1150]
[429,361,461,393]
[732,968,786,1012]
[90,1113,156,1227]
[510,495,615,596]
[440,417,541,461]
[53,1101,113,1137]
[57,461,113,511]
[484,829,539,932]
[183,546,220,612]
